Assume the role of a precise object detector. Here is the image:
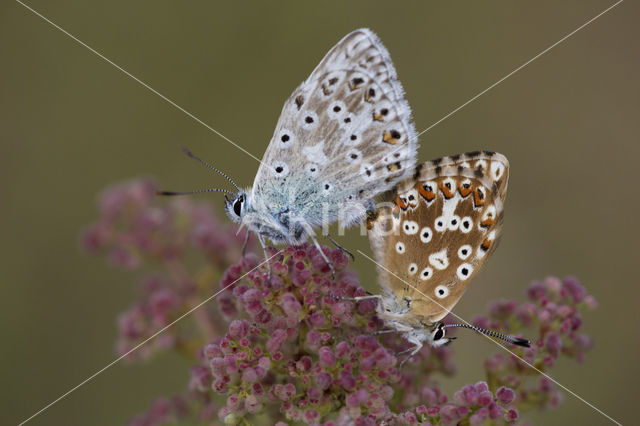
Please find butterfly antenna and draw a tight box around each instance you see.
[179,145,241,192]
[157,188,236,196]
[443,323,531,347]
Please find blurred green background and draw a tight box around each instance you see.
[1,0,637,424]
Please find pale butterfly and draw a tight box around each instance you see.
[160,29,417,272]
[362,151,529,363]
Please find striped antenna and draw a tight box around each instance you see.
[443,323,530,347]
[179,145,241,192]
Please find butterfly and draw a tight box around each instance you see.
[364,151,530,361]
[160,29,417,272]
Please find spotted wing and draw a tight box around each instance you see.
[251,28,417,228]
[368,151,509,324]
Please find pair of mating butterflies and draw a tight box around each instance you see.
[162,29,529,358]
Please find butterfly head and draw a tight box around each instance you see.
[428,322,456,347]
[224,189,250,224]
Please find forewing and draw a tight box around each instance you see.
[252,28,417,225]
[368,151,509,323]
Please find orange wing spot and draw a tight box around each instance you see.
[394,195,408,211]
[473,188,486,208]
[321,84,332,96]
[364,87,376,103]
[382,130,399,145]
[349,77,365,90]
[418,184,436,202]
[438,181,455,199]
[387,162,401,172]
[373,112,384,122]
[480,218,494,228]
[459,183,473,198]
[481,238,492,251]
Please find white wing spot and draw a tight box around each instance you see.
[457,263,474,280]
[403,220,419,235]
[491,161,505,180]
[475,160,488,171]
[345,132,361,146]
[458,245,472,260]
[328,101,347,120]
[277,129,294,148]
[429,249,449,270]
[460,217,473,233]
[408,263,418,275]
[340,113,355,128]
[301,111,318,130]
[305,163,320,177]
[435,285,449,299]
[420,267,433,280]
[346,149,362,164]
[302,141,328,165]
[272,161,289,178]
[420,227,432,243]
[448,215,461,231]
[360,163,376,181]
[395,241,406,254]
[435,216,447,233]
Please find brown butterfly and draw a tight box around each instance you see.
[364,151,529,361]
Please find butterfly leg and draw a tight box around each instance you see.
[398,343,422,367]
[241,230,250,256]
[256,234,272,279]
[325,233,355,261]
[372,329,400,336]
[308,232,336,278]
[342,294,382,302]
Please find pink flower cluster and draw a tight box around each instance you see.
[191,245,530,424]
[472,276,597,412]
[81,178,251,360]
[81,179,598,425]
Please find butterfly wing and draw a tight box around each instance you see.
[251,28,417,229]
[368,151,509,324]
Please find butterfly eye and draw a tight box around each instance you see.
[233,196,244,217]
[433,325,445,341]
